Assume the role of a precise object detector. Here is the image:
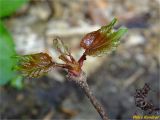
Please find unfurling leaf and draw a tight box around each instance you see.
[80,18,127,56]
[14,52,54,78]
[53,37,70,55]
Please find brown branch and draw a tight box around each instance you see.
[67,72,109,120]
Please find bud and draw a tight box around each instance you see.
[80,18,127,56]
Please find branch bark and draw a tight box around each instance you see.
[67,72,109,120]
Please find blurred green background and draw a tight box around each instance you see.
[0,0,28,87]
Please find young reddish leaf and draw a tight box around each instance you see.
[80,18,127,56]
[14,52,55,78]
